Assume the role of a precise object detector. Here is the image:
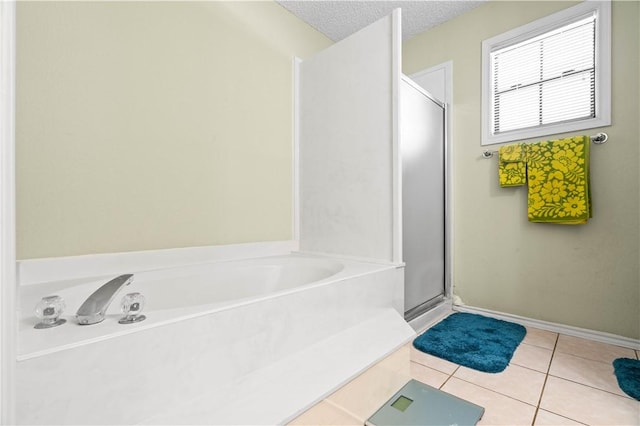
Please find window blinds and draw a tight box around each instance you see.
[491,14,596,135]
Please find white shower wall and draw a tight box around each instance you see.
[298,11,402,263]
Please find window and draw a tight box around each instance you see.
[481,1,610,146]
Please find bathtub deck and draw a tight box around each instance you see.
[140,308,415,425]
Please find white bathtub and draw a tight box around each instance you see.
[16,253,413,425]
[19,255,348,354]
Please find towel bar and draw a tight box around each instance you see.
[482,132,607,159]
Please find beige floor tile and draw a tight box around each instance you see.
[441,377,536,425]
[454,363,546,405]
[540,376,640,425]
[378,344,410,375]
[326,362,409,422]
[511,342,554,373]
[410,345,459,375]
[522,327,558,350]
[410,361,450,389]
[555,334,636,364]
[287,400,361,426]
[550,351,626,397]
[534,409,585,425]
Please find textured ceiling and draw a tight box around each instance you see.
[277,1,486,42]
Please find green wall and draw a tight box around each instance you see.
[404,1,640,339]
[16,1,331,259]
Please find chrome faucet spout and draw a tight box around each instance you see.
[76,274,133,325]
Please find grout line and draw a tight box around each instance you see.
[553,348,635,365]
[553,334,637,364]
[509,360,552,375]
[522,330,559,352]
[422,345,546,408]
[548,333,560,374]
[409,348,460,376]
[550,333,632,400]
[532,331,560,425]
[546,374,633,400]
[451,375,538,408]
[552,350,624,365]
[410,360,458,377]
[438,367,458,390]
[535,408,587,425]
[520,342,557,351]
[443,339,553,409]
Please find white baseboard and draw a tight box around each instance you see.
[18,240,298,286]
[453,304,640,351]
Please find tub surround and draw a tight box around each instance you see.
[18,252,395,359]
[298,10,402,264]
[16,250,412,425]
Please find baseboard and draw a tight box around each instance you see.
[453,304,640,351]
[18,240,299,286]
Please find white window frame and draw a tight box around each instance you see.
[481,1,611,146]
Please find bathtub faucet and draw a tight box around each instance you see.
[76,274,134,325]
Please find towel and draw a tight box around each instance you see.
[498,143,527,187]
[526,136,591,224]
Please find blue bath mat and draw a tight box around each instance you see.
[613,358,640,400]
[413,312,526,373]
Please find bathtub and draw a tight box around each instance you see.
[16,253,414,425]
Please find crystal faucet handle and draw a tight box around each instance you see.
[34,295,67,329]
[119,292,146,324]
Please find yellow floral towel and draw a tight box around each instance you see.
[526,136,591,224]
[499,143,527,187]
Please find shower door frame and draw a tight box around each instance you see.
[404,61,454,322]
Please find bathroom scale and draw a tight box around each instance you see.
[366,379,484,426]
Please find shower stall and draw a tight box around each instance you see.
[400,77,446,321]
[297,8,448,324]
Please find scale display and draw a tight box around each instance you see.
[366,379,484,426]
[390,395,413,412]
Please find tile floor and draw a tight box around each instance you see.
[289,320,640,425]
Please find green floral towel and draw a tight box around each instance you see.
[526,136,591,224]
[499,143,527,187]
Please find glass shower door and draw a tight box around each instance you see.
[401,78,445,319]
